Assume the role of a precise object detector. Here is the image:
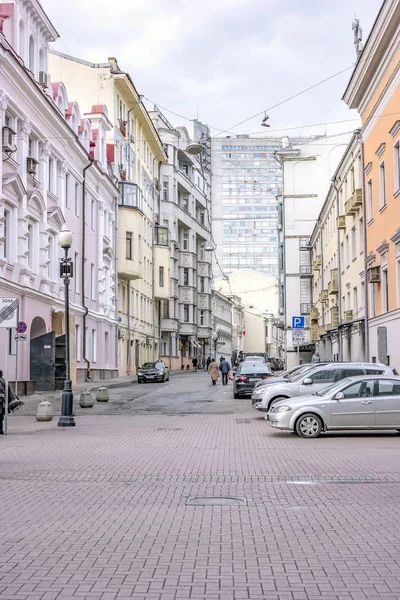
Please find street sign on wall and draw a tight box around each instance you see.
[0,298,18,328]
[292,316,305,329]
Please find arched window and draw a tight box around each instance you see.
[19,20,25,61]
[28,35,35,73]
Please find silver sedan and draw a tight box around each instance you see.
[267,375,400,438]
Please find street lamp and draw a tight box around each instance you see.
[58,226,75,427]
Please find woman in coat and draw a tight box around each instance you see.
[208,359,220,385]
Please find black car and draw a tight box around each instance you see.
[233,362,273,399]
[138,361,169,383]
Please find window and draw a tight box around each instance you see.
[199,212,205,225]
[28,35,34,72]
[163,301,169,318]
[365,368,385,375]
[3,209,10,260]
[395,140,400,193]
[345,235,349,267]
[382,267,389,313]
[342,380,375,398]
[91,329,97,363]
[159,266,164,287]
[377,379,400,396]
[183,304,189,322]
[350,166,355,192]
[74,252,80,293]
[351,227,356,259]
[90,263,95,299]
[200,277,205,293]
[162,179,168,201]
[182,197,189,211]
[138,235,142,258]
[75,324,81,361]
[47,234,54,279]
[353,286,358,315]
[75,182,80,216]
[48,158,54,192]
[27,223,33,268]
[183,268,189,286]
[126,232,133,260]
[308,370,335,383]
[183,233,189,251]
[340,368,365,379]
[65,174,69,208]
[200,310,205,326]
[155,227,168,246]
[379,161,386,209]
[370,282,376,318]
[359,217,364,253]
[367,178,373,221]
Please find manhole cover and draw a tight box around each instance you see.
[156,428,182,431]
[187,496,247,506]
[236,419,251,424]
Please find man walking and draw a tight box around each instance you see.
[219,357,231,386]
[192,356,198,372]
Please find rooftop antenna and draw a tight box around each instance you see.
[352,16,363,59]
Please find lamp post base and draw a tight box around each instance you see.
[58,382,75,427]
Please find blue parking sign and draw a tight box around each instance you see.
[292,316,305,329]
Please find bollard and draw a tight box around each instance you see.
[96,387,109,402]
[79,391,94,408]
[36,400,53,422]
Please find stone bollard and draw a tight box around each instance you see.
[79,391,94,408]
[96,387,109,402]
[36,400,53,422]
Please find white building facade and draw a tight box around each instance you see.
[275,133,352,368]
[0,0,119,391]
[150,109,213,370]
[211,290,233,363]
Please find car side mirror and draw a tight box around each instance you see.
[303,378,313,385]
[334,392,344,400]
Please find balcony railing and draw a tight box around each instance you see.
[309,306,319,321]
[299,238,312,251]
[299,265,312,277]
[118,182,143,212]
[344,310,354,321]
[313,256,321,270]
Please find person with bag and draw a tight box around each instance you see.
[219,357,231,386]
[0,370,24,433]
[208,358,220,385]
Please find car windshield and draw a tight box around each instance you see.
[246,356,265,361]
[241,364,271,374]
[142,363,156,369]
[313,379,352,396]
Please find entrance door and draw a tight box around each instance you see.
[30,331,56,391]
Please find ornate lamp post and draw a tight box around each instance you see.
[58,226,75,427]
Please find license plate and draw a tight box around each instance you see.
[249,378,258,382]
[147,375,155,379]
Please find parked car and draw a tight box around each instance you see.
[138,361,170,383]
[244,355,267,363]
[233,362,273,398]
[252,362,397,412]
[267,375,400,438]
[252,362,329,399]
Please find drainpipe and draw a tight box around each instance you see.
[355,129,369,361]
[332,178,343,361]
[151,150,164,360]
[81,157,94,381]
[273,153,287,368]
[127,281,131,373]
[114,193,119,375]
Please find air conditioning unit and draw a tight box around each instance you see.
[336,215,346,230]
[39,71,48,86]
[2,126,15,152]
[367,266,381,283]
[27,157,39,176]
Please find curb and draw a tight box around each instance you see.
[86,369,202,393]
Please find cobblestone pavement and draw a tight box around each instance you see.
[2,374,400,599]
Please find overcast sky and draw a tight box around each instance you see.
[42,0,382,139]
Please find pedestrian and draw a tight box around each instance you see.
[219,357,231,386]
[206,356,211,371]
[0,370,24,434]
[311,350,320,363]
[192,356,198,372]
[208,358,220,385]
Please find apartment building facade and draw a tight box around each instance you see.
[48,51,167,374]
[149,109,213,369]
[0,0,119,390]
[343,0,400,367]
[211,291,233,363]
[275,133,352,368]
[310,134,366,362]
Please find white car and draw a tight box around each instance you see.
[252,362,396,413]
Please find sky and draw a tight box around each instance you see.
[41,0,383,139]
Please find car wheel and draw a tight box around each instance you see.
[268,396,289,410]
[138,379,142,384]
[233,393,239,399]
[295,413,323,439]
[162,375,166,383]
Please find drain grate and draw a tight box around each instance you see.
[187,496,247,506]
[236,419,251,424]
[156,428,182,431]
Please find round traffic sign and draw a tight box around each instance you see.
[16,321,27,334]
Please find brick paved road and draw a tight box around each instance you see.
[2,374,400,599]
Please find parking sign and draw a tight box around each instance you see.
[292,316,305,329]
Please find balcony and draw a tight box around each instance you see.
[345,196,357,216]
[299,265,312,277]
[161,318,178,333]
[344,309,354,322]
[300,303,312,315]
[313,256,321,271]
[309,306,319,321]
[118,182,143,212]
[327,269,338,295]
[154,246,171,301]
[352,188,362,209]
[331,306,339,327]
[337,215,346,230]
[319,324,330,336]
[310,324,319,341]
[299,238,312,251]
[319,289,328,303]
